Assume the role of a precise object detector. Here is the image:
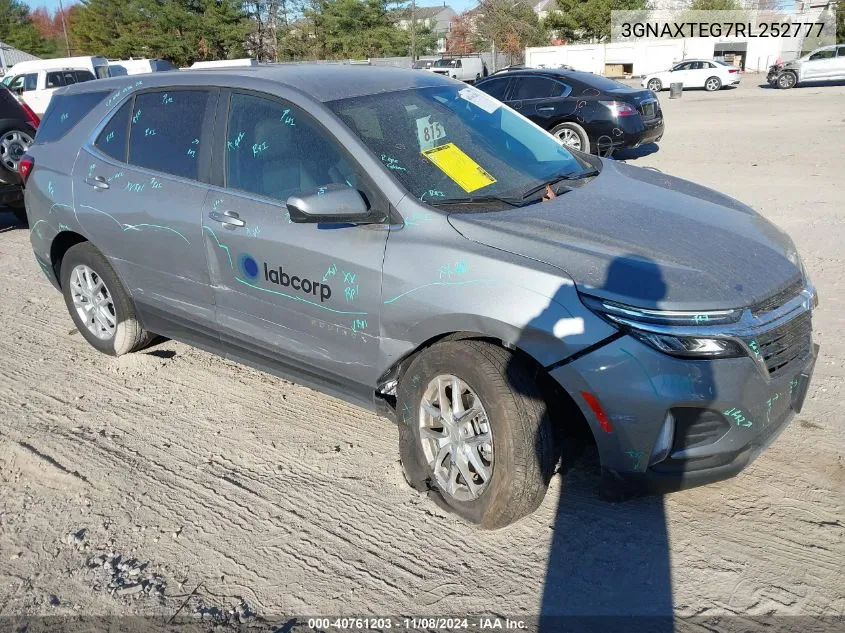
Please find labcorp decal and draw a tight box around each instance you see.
[259,261,333,302]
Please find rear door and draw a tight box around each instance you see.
[71,88,219,335]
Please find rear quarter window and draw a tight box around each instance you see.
[94,100,131,162]
[35,91,109,144]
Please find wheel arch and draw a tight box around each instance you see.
[375,326,595,445]
[49,230,88,287]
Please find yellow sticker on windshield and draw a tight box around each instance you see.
[422,142,496,193]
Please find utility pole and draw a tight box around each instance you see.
[57,0,71,56]
[410,0,416,61]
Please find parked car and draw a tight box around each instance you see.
[641,59,740,92]
[4,56,110,115]
[0,84,39,222]
[429,56,488,83]
[775,44,845,89]
[476,68,664,156]
[108,58,176,76]
[23,66,817,528]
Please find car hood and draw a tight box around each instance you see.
[448,159,803,311]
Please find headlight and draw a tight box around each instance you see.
[581,295,746,359]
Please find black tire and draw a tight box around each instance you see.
[0,123,36,185]
[60,242,153,356]
[704,76,722,92]
[398,340,557,529]
[10,200,27,225]
[777,71,797,89]
[550,122,590,154]
[647,78,662,92]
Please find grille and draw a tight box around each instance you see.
[752,310,812,376]
[751,278,803,315]
[640,101,656,119]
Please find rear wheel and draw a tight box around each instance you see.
[550,122,590,153]
[647,78,662,92]
[397,340,557,529]
[0,125,35,181]
[777,71,797,89]
[60,242,153,356]
[704,76,722,92]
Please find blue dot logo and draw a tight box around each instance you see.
[239,254,259,280]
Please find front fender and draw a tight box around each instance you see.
[380,205,617,373]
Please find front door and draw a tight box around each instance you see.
[802,48,836,80]
[203,91,388,405]
[72,88,219,332]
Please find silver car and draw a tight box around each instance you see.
[22,66,817,528]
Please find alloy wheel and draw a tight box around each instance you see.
[70,264,117,340]
[706,78,720,91]
[648,79,661,91]
[0,130,34,173]
[555,128,582,151]
[418,374,494,502]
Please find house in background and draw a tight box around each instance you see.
[393,4,457,53]
[0,41,40,76]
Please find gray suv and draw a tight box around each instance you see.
[24,66,817,528]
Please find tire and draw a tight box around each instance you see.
[550,122,590,154]
[647,78,662,92]
[0,123,36,184]
[10,200,27,225]
[59,242,153,356]
[704,76,722,92]
[397,340,557,529]
[777,71,797,89]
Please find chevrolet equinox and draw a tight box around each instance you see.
[23,66,818,528]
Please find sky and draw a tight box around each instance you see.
[23,0,480,15]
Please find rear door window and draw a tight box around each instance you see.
[35,91,109,143]
[511,77,562,100]
[46,72,66,89]
[127,89,215,181]
[94,100,132,162]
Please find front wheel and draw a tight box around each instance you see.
[647,78,662,92]
[777,71,797,89]
[704,76,722,92]
[60,242,154,356]
[397,340,557,529]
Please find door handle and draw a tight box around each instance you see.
[536,106,555,113]
[209,210,245,228]
[85,176,109,190]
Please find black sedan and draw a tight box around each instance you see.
[476,69,664,156]
[0,84,39,224]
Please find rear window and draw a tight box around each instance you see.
[35,91,109,144]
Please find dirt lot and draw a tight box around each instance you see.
[0,77,843,628]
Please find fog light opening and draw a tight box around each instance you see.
[650,412,675,466]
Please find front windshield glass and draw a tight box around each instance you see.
[327,85,593,204]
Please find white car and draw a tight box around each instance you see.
[641,59,740,93]
[429,56,489,83]
[4,56,110,115]
[776,44,845,89]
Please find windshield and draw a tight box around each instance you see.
[327,85,593,205]
[433,59,458,68]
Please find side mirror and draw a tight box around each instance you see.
[286,184,381,224]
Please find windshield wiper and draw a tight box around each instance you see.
[518,169,600,202]
[428,194,523,208]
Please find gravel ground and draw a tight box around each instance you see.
[0,76,842,628]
